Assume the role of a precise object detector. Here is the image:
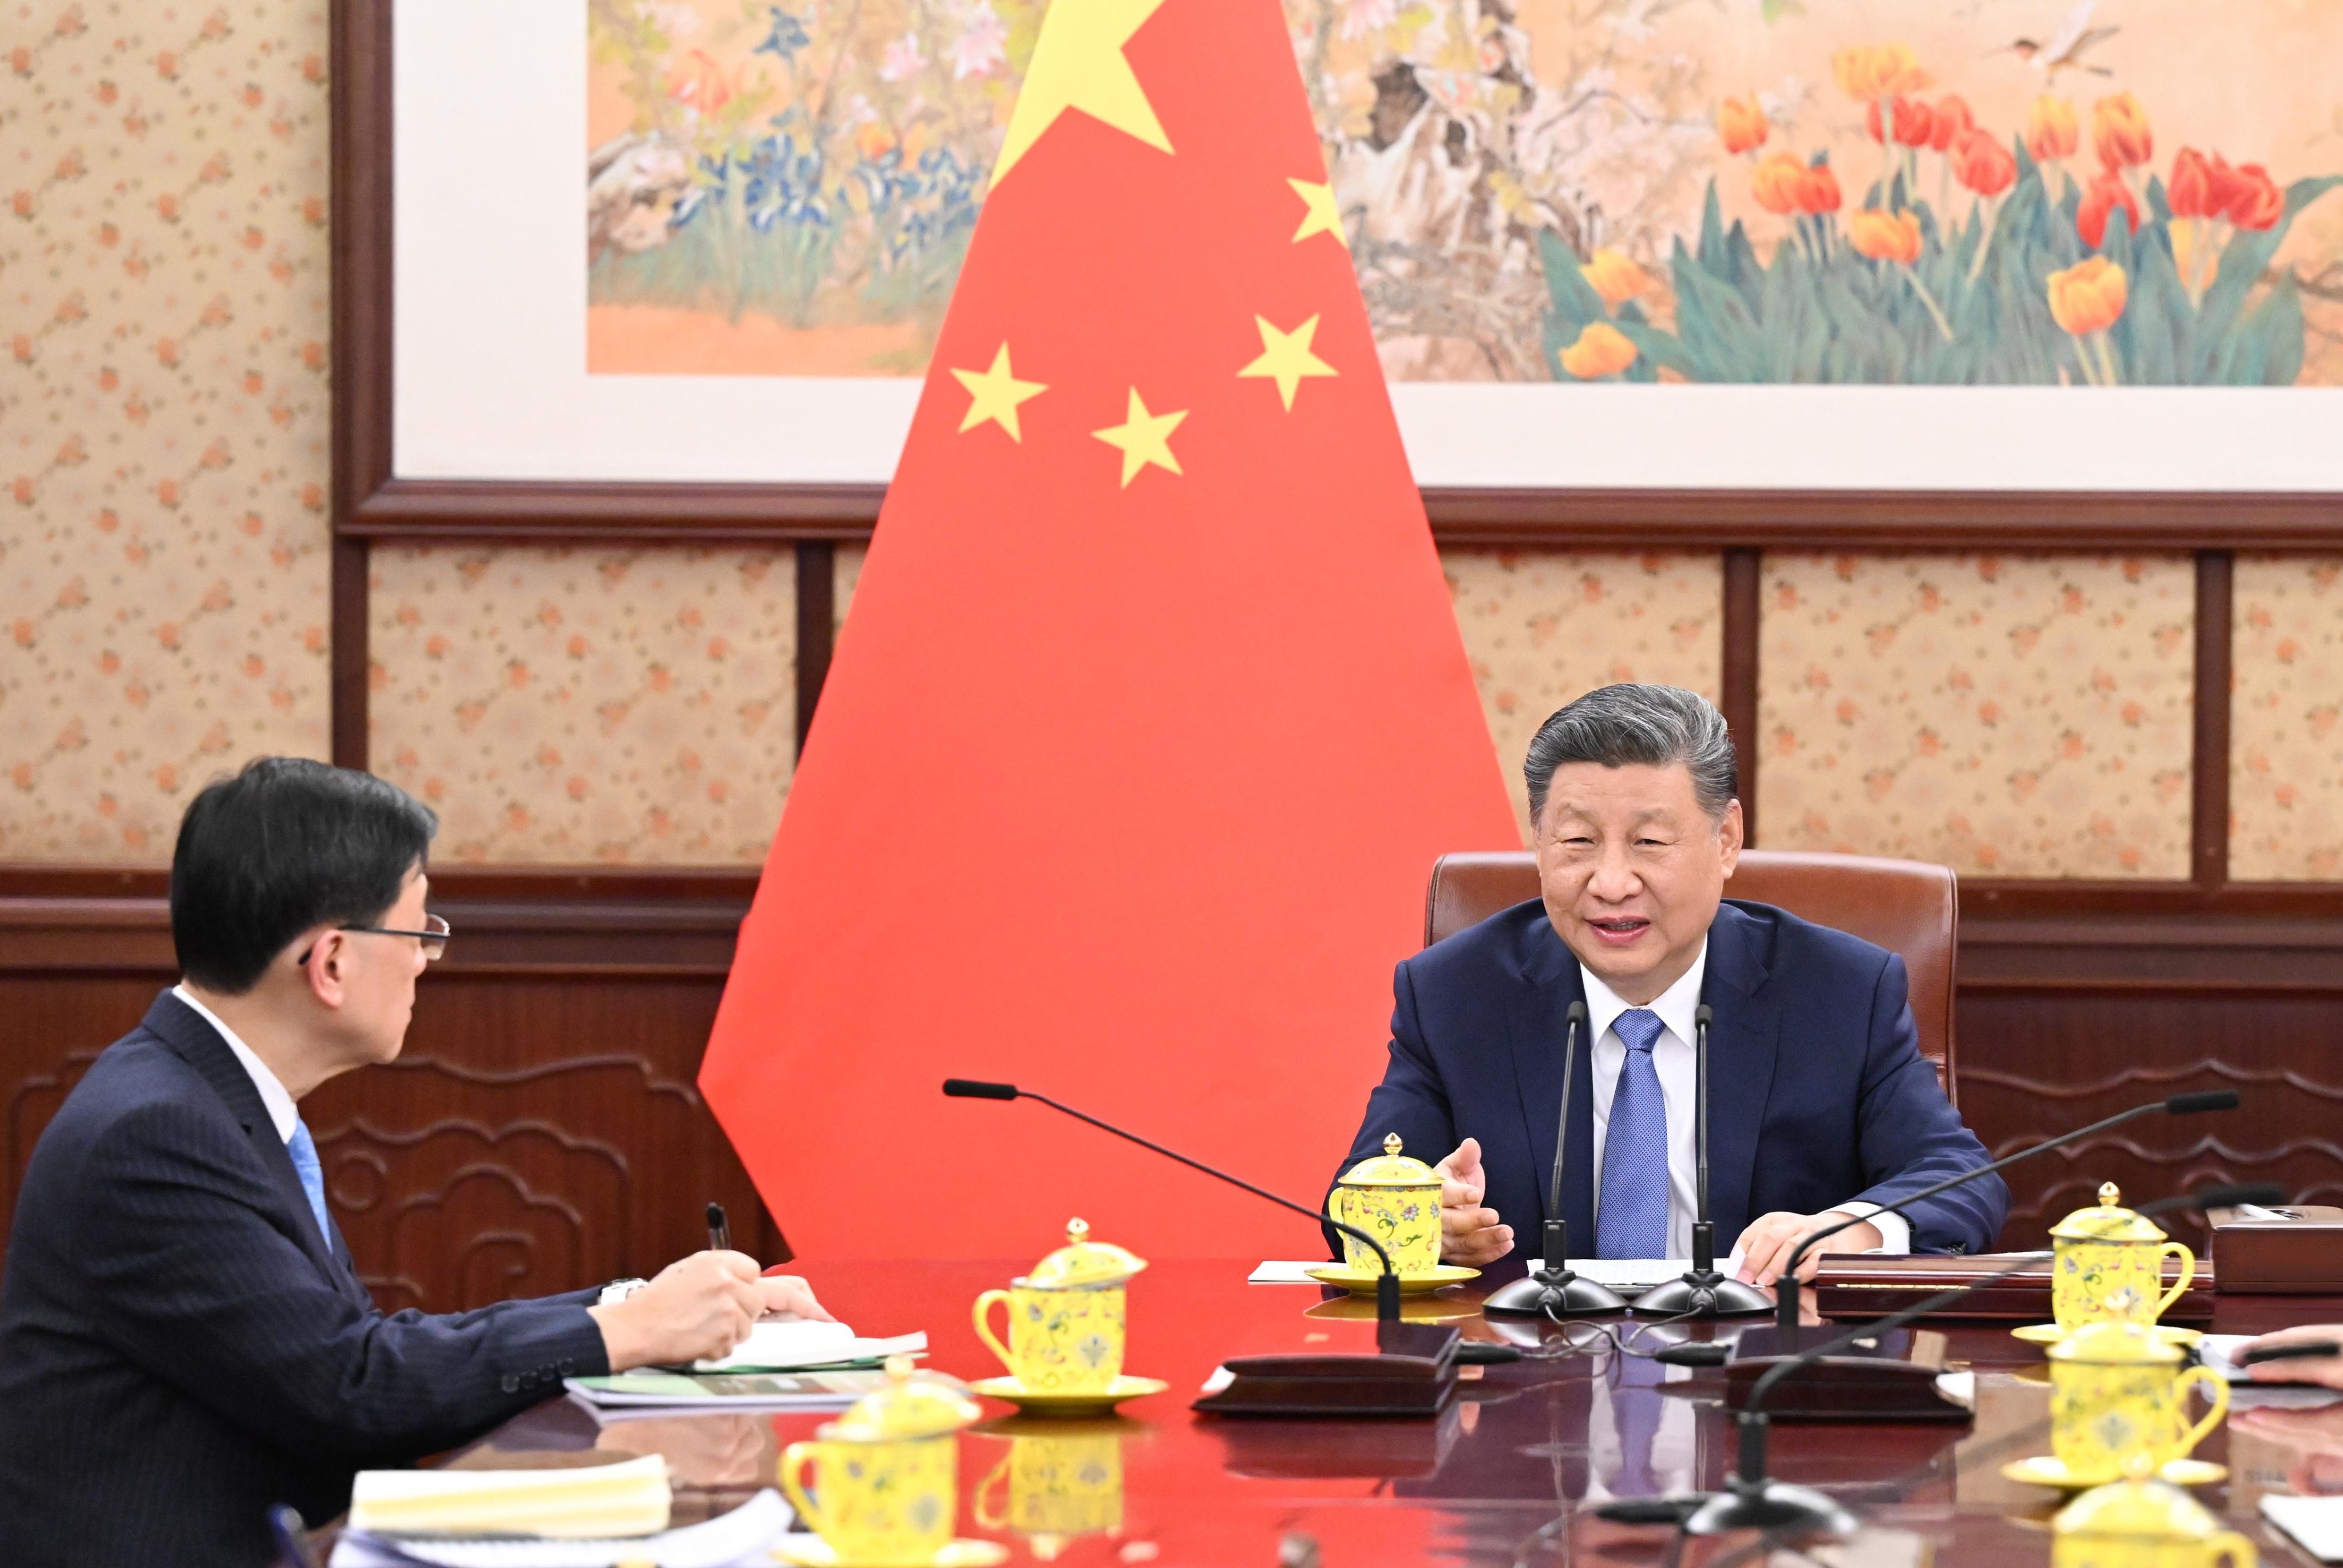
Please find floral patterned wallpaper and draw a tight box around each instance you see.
[1444,549,1723,845]
[2232,556,2343,880]
[1759,554,2195,879]
[368,546,795,865]
[2,0,332,860]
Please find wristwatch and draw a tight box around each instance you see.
[597,1277,650,1307]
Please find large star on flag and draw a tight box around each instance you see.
[1238,314,1337,410]
[1092,386,1187,485]
[951,343,1047,440]
[990,0,1174,185]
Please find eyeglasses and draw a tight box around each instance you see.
[297,912,451,965]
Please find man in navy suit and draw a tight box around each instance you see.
[1333,684,2005,1283]
[0,759,831,1567]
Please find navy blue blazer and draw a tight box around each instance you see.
[0,991,612,1568]
[1330,899,2008,1261]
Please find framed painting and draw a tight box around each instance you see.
[342,0,2343,544]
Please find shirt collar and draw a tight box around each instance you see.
[171,983,299,1143]
[1577,938,1710,1049]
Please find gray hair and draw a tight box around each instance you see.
[1524,684,1738,824]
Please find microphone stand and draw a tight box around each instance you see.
[941,1078,1405,1324]
[1769,1089,2243,1336]
[1632,1006,1771,1318]
[1661,1181,2284,1539]
[1487,1002,1628,1317]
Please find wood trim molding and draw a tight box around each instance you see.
[1720,548,1762,844]
[2193,551,2234,888]
[795,541,835,754]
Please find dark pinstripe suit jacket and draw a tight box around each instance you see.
[0,990,612,1567]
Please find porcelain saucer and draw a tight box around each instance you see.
[968,1374,1168,1416]
[1303,1264,1480,1297]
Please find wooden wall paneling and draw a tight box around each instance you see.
[1720,547,1762,845]
[795,541,835,755]
[2193,551,2234,889]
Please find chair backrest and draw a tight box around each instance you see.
[1423,849,1959,1104]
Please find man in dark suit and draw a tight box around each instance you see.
[1333,684,2006,1283]
[0,759,830,1568]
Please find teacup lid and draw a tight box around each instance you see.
[1338,1133,1440,1188]
[2054,1455,2224,1538]
[823,1355,981,1442]
[2048,1319,2183,1365]
[2050,1182,2169,1243]
[1020,1218,1148,1289]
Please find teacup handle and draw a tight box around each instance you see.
[778,1441,823,1534]
[972,1450,1012,1531]
[2169,1364,2230,1460]
[2207,1529,2259,1568]
[2154,1243,2195,1319]
[973,1288,1016,1373]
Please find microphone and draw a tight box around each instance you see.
[1658,1181,2285,1539]
[1486,1002,1629,1318]
[1632,1005,1772,1318]
[941,1077,1406,1323]
[1770,1089,2245,1333]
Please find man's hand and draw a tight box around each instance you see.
[2237,1324,2343,1392]
[755,1273,836,1323]
[589,1251,768,1372]
[1734,1212,1882,1287]
[1436,1137,1514,1265]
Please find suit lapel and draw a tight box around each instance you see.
[1504,915,1596,1249]
[1699,903,1782,1242]
[143,990,350,1287]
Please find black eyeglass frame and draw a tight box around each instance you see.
[296,912,451,965]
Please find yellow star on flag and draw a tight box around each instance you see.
[950,344,1048,442]
[1237,314,1337,411]
[991,0,1175,187]
[1287,177,1348,248]
[1092,387,1187,487]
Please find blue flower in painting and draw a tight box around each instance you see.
[755,7,810,62]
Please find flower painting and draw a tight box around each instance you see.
[588,0,2343,385]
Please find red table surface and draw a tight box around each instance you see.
[444,1259,2343,1567]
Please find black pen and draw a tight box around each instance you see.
[706,1201,731,1254]
[2241,1339,2342,1365]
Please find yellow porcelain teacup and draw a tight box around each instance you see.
[2053,1184,2195,1331]
[1326,1133,1442,1276]
[974,1426,1124,1543]
[2048,1321,2230,1484]
[973,1219,1147,1394]
[778,1356,980,1565]
[2053,1456,2257,1568]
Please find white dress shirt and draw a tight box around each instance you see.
[172,983,299,1144]
[1579,943,1909,1259]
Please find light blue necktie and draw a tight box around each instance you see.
[286,1118,334,1248]
[1595,1009,1670,1259]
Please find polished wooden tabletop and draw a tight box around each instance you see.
[446,1260,2343,1566]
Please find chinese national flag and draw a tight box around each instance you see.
[698,0,1519,1258]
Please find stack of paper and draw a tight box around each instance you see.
[565,1367,947,1414]
[691,1320,926,1373]
[332,1488,790,1568]
[346,1454,671,1539]
[2263,1495,2343,1562]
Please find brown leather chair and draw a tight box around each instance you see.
[1423,850,1960,1104]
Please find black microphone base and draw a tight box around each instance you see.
[1684,1480,1857,1538]
[1631,1271,1773,1318]
[1483,1268,1629,1317]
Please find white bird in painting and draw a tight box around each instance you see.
[2002,1,2120,82]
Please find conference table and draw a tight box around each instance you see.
[431,1260,2343,1565]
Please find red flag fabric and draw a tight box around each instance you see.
[698,0,1520,1258]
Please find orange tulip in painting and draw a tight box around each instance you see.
[1584,248,1654,307]
[2091,92,2152,172]
[2226,163,2284,229]
[1832,43,1929,104]
[2167,148,2216,219]
[1929,95,1975,154]
[1865,95,1934,148]
[2025,95,2079,162]
[1718,94,1768,155]
[1559,321,1638,379]
[1751,150,1807,214]
[2076,171,2142,249]
[1850,208,1923,264]
[1797,158,1844,215]
[1953,130,2016,198]
[2048,256,2128,336]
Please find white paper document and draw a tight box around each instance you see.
[332,1488,791,1568]
[1250,1261,1330,1283]
[691,1318,926,1373]
[2198,1334,2343,1408]
[2263,1495,2343,1562]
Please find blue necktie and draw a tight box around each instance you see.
[286,1118,334,1249]
[1595,1009,1670,1259]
